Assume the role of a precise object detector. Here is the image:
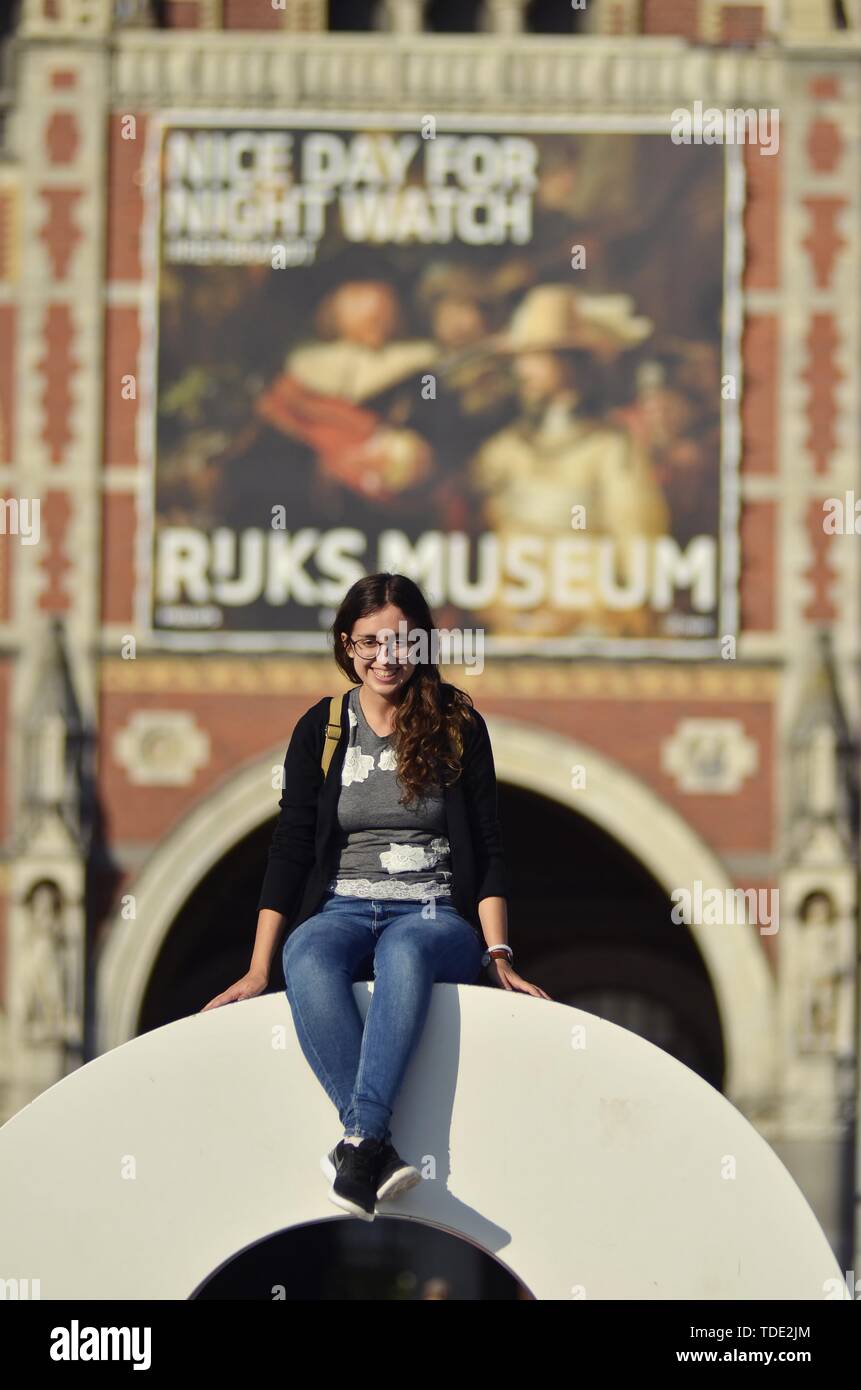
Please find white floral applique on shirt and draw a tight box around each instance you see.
[328,877,451,900]
[377,746,397,772]
[380,837,449,874]
[341,745,375,786]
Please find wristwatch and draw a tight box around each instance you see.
[482,944,513,968]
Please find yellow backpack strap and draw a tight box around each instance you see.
[321,692,345,778]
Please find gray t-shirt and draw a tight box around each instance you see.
[325,685,453,900]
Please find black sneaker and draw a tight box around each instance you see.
[375,1140,422,1203]
[320,1137,383,1221]
[319,1139,358,1187]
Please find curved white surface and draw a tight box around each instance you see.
[0,986,845,1301]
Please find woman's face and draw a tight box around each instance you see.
[341,603,417,698]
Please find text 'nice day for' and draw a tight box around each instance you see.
[162,131,540,247]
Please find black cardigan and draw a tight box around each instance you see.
[257,692,510,937]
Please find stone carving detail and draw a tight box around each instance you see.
[114,710,211,785]
[19,880,81,1048]
[661,717,758,793]
[794,889,854,1059]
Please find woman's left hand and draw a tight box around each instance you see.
[486,957,552,999]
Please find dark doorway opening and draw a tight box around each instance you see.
[191,1217,532,1299]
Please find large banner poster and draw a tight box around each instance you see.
[143,116,741,653]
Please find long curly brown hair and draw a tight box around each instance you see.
[330,573,477,805]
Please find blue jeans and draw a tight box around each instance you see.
[282,891,484,1144]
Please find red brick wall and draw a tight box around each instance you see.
[98,688,310,843]
[642,0,700,38]
[485,692,774,853]
[641,0,766,41]
[738,501,776,631]
[803,498,837,624]
[0,305,14,470]
[743,139,780,290]
[720,5,764,44]
[741,315,778,476]
[104,112,145,630]
[106,114,145,283]
[160,0,292,27]
[101,494,137,628]
[223,0,283,27]
[103,308,140,468]
[0,189,15,284]
[164,1,201,26]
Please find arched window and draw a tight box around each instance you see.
[0,0,19,42]
[426,0,483,30]
[328,0,380,30]
[525,0,589,33]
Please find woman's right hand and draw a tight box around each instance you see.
[486,957,552,1000]
[200,970,269,1012]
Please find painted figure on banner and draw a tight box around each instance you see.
[467,285,670,638]
[254,281,438,515]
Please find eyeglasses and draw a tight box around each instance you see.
[349,635,412,660]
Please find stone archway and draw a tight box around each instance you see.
[484,717,776,1108]
[96,717,776,1107]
